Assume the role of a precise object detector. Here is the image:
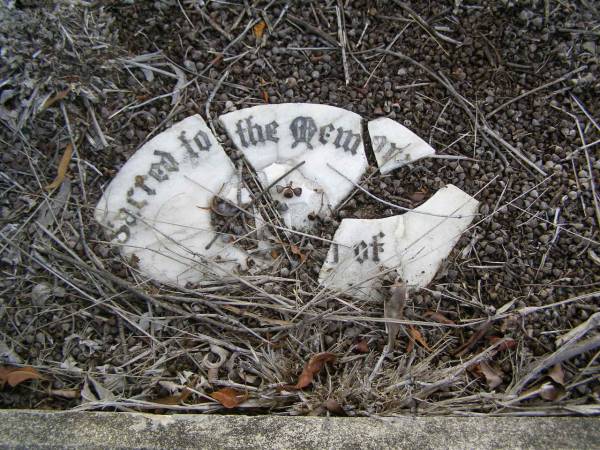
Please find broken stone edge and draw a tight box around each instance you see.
[0,410,598,450]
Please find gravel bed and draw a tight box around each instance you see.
[0,0,598,415]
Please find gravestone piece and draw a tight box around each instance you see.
[219,104,368,229]
[319,184,479,297]
[96,108,478,295]
[95,115,252,286]
[368,117,436,174]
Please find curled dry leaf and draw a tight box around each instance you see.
[290,244,308,263]
[45,143,73,191]
[548,364,565,385]
[519,380,566,402]
[0,366,44,388]
[539,381,566,401]
[353,339,369,353]
[210,196,238,217]
[210,387,248,409]
[40,87,71,111]
[292,352,336,389]
[408,326,432,352]
[424,310,456,325]
[472,361,503,390]
[253,20,267,39]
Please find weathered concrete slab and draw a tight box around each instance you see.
[0,410,598,449]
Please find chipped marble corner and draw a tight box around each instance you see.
[318,184,479,298]
[368,117,436,174]
[218,103,368,229]
[94,114,250,286]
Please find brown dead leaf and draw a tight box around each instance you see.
[324,398,346,416]
[406,337,415,353]
[262,90,269,103]
[408,326,432,352]
[45,143,73,191]
[548,364,565,385]
[539,381,566,401]
[292,352,336,389]
[41,88,71,111]
[290,244,308,263]
[154,387,192,405]
[483,366,503,389]
[478,361,503,389]
[270,249,279,259]
[210,53,223,66]
[210,387,248,409]
[0,366,44,388]
[353,339,369,353]
[488,336,517,352]
[424,310,456,325]
[453,321,491,357]
[253,20,267,39]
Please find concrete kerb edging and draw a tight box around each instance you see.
[0,410,598,449]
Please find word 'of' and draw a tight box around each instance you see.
[331,232,386,264]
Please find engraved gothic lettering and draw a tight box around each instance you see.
[119,207,137,226]
[149,150,179,182]
[192,129,212,152]
[178,130,212,159]
[265,121,279,143]
[235,116,280,147]
[319,123,334,145]
[350,232,386,264]
[290,116,317,149]
[381,142,410,164]
[134,175,156,196]
[112,224,130,243]
[126,187,146,209]
[334,127,361,155]
[372,135,387,153]
[125,175,156,209]
[178,130,198,158]
[370,232,385,262]
[353,240,369,264]
[332,243,339,263]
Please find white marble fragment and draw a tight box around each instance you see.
[219,104,368,229]
[368,117,436,174]
[318,184,479,297]
[95,115,250,286]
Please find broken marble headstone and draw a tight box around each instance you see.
[95,115,251,286]
[219,104,368,229]
[368,117,436,174]
[318,184,479,297]
[96,107,477,292]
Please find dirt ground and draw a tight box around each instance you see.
[0,0,599,416]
